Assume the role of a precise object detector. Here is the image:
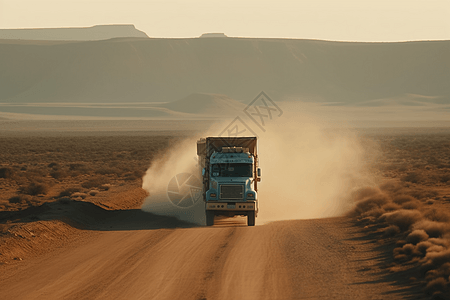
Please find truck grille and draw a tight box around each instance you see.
[220,185,244,200]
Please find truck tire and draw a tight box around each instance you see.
[206,211,214,226]
[247,211,255,226]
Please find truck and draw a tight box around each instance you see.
[197,137,261,226]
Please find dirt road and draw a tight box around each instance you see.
[0,216,419,300]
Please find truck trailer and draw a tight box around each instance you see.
[197,137,261,226]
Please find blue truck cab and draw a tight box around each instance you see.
[197,137,260,226]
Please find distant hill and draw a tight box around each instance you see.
[350,94,447,107]
[162,93,245,115]
[0,37,448,105]
[200,33,228,38]
[0,25,148,41]
[0,93,244,119]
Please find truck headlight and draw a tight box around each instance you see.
[247,193,255,199]
[210,193,216,198]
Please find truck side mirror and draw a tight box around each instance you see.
[257,168,261,177]
[202,168,206,176]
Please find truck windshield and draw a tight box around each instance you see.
[211,163,252,177]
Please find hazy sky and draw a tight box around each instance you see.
[0,0,449,41]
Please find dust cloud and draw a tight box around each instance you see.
[141,123,229,225]
[141,136,204,225]
[141,102,376,225]
[257,103,375,222]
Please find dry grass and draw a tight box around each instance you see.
[369,130,450,187]
[58,187,81,198]
[1,127,449,297]
[0,167,14,179]
[349,180,450,297]
[0,131,188,269]
[350,128,450,298]
[0,134,180,211]
[19,182,49,196]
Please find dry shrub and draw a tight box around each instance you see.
[81,177,108,189]
[8,194,31,204]
[58,187,81,197]
[414,220,450,238]
[0,167,14,178]
[427,263,450,281]
[47,162,59,168]
[361,208,385,219]
[379,181,404,194]
[424,277,448,295]
[99,184,110,191]
[348,187,389,217]
[50,170,68,180]
[96,167,120,175]
[0,224,8,233]
[394,253,409,262]
[124,171,142,181]
[402,172,421,183]
[392,195,417,205]
[425,209,450,223]
[89,189,99,196]
[428,238,450,248]
[71,192,87,199]
[402,200,422,210]
[396,239,407,247]
[69,163,85,171]
[381,209,422,231]
[423,260,450,296]
[398,164,408,172]
[441,174,450,183]
[394,243,422,259]
[382,202,401,212]
[124,174,139,181]
[407,230,429,245]
[8,196,22,204]
[353,186,382,201]
[417,241,434,255]
[384,225,401,237]
[410,189,439,200]
[132,169,144,178]
[427,245,446,254]
[350,172,450,297]
[19,182,49,195]
[424,250,450,269]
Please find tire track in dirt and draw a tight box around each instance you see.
[196,227,237,300]
[204,223,293,300]
[0,217,420,300]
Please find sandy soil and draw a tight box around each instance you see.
[1,127,449,299]
[0,216,416,300]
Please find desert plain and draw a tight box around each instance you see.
[1,29,450,299]
[0,120,449,300]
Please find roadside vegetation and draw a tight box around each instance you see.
[351,129,450,299]
[0,135,179,211]
[1,128,449,298]
[0,133,186,263]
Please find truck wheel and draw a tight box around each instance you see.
[247,211,255,226]
[206,211,214,226]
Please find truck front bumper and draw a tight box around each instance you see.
[206,201,257,211]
